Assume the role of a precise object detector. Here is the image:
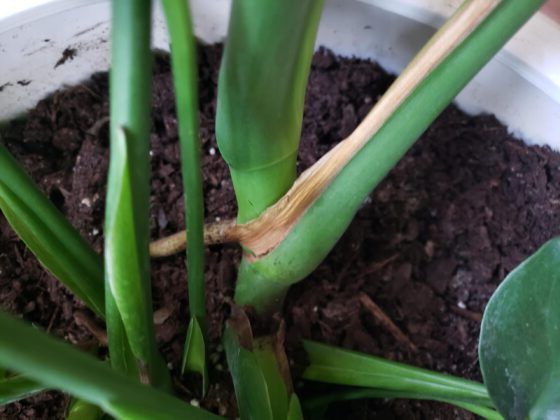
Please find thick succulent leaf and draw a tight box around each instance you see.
[480,237,560,420]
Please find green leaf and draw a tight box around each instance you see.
[253,337,290,420]
[216,0,325,222]
[479,237,560,420]
[181,317,208,393]
[223,321,274,420]
[302,388,503,420]
[105,0,169,388]
[0,311,220,419]
[0,144,104,316]
[224,310,297,420]
[162,0,207,389]
[303,341,493,408]
[0,374,46,405]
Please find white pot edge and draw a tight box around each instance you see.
[0,0,558,149]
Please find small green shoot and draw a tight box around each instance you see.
[224,310,300,420]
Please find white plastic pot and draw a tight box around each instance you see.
[0,0,558,148]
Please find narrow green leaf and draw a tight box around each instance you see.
[253,338,290,420]
[0,144,104,316]
[162,0,207,389]
[303,388,502,420]
[0,312,220,419]
[105,288,138,378]
[224,313,296,420]
[106,0,169,388]
[306,390,502,420]
[223,321,274,420]
[216,0,325,222]
[235,0,545,313]
[0,374,46,405]
[480,237,560,420]
[181,317,208,393]
[66,399,103,420]
[303,341,492,407]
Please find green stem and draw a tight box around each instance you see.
[216,0,325,223]
[230,158,297,224]
[235,0,545,313]
[105,0,169,388]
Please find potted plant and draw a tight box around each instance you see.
[0,0,558,418]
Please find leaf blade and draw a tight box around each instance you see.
[0,144,104,316]
[0,375,46,406]
[479,237,560,419]
[303,341,492,407]
[0,311,219,419]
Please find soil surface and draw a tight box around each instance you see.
[2,45,560,419]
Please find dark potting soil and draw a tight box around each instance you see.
[1,44,560,419]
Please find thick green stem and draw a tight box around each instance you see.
[304,388,503,420]
[230,156,297,224]
[235,0,545,313]
[216,0,325,223]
